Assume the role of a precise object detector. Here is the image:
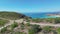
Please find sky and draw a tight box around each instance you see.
[0,0,60,13]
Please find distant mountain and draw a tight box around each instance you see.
[24,11,60,15]
[44,11,60,14]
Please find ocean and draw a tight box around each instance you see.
[23,13,57,18]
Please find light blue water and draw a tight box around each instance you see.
[23,13,57,18]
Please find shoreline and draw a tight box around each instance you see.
[48,15,60,17]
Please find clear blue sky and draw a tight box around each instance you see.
[0,0,60,13]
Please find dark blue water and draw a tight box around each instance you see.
[23,13,57,18]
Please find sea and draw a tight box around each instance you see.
[23,13,58,18]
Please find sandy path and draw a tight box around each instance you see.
[0,19,23,30]
[0,19,60,30]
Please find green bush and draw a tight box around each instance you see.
[56,28,60,34]
[31,24,41,33]
[11,22,18,30]
[43,26,52,32]
[20,22,25,30]
[28,29,35,34]
[55,18,60,24]
[1,27,7,33]
[32,18,43,23]
[28,24,42,34]
[20,32,25,34]
[0,19,8,26]
[26,22,30,26]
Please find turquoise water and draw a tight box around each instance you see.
[24,13,57,18]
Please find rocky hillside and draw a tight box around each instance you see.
[0,11,31,20]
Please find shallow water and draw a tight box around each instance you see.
[24,13,57,18]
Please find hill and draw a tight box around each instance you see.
[0,11,31,20]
